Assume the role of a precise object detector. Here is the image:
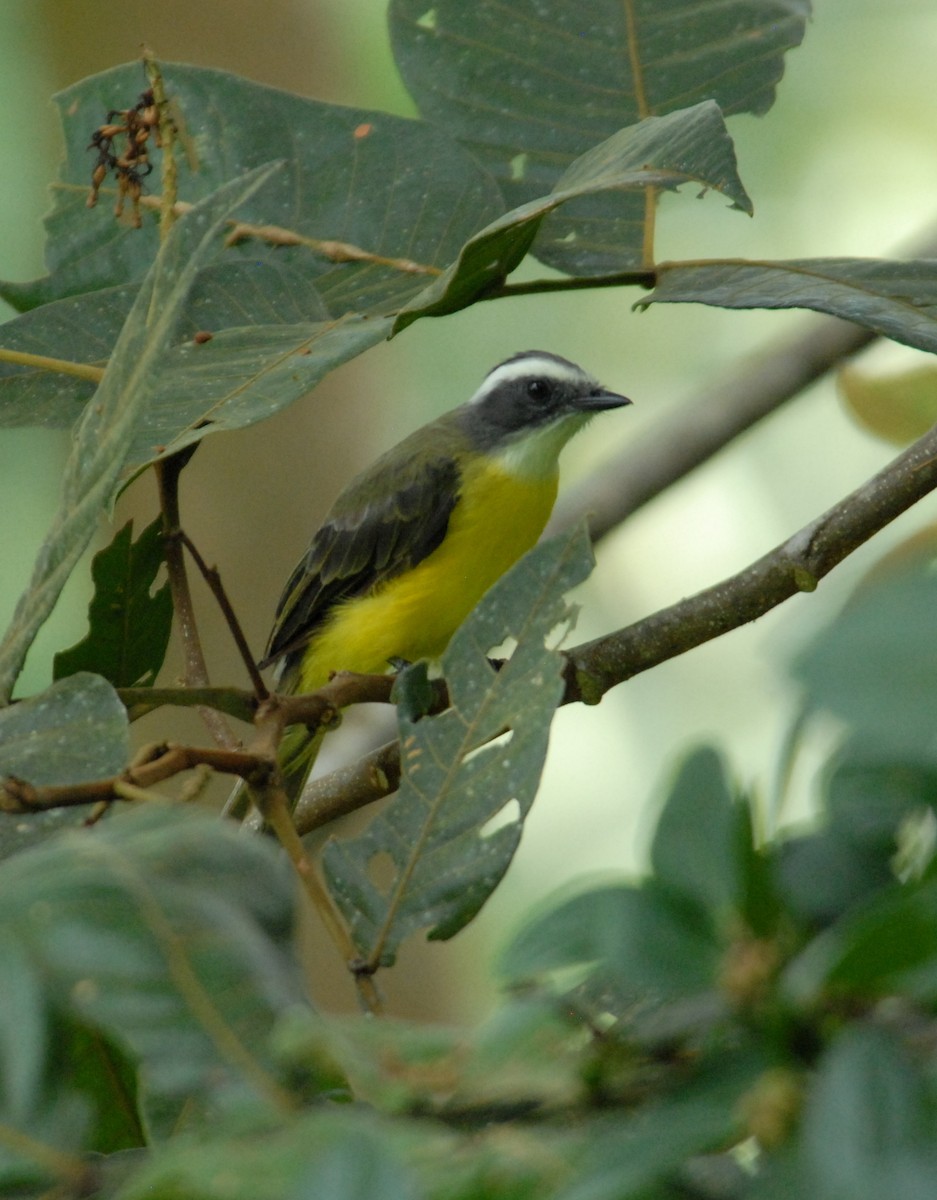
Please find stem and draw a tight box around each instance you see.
[143,49,179,238]
[156,451,240,749]
[0,347,105,382]
[179,531,268,701]
[260,780,383,1013]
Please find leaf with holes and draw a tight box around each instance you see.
[323,526,595,969]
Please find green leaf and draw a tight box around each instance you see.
[556,1054,762,1200]
[53,1017,144,1153]
[0,283,393,462]
[389,0,808,220]
[0,672,128,786]
[0,285,132,428]
[0,806,305,1138]
[827,753,937,850]
[793,565,937,761]
[323,527,595,968]
[53,518,172,687]
[783,874,937,1005]
[123,312,394,469]
[113,1111,421,1200]
[395,102,751,328]
[3,62,502,313]
[533,101,752,275]
[776,829,895,927]
[651,747,742,926]
[501,881,723,1010]
[646,258,937,358]
[0,163,279,702]
[797,1027,937,1200]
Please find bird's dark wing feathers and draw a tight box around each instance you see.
[261,453,461,667]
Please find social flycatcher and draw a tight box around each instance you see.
[261,350,631,799]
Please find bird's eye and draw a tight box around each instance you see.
[526,378,549,400]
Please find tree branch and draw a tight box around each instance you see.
[292,417,937,835]
[565,416,937,698]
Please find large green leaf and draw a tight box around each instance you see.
[646,258,937,357]
[0,164,278,701]
[0,672,128,787]
[0,806,305,1143]
[53,517,172,687]
[323,527,594,968]
[390,0,808,271]
[0,287,392,465]
[2,62,502,314]
[0,285,132,428]
[123,312,394,468]
[557,1054,762,1200]
[395,101,751,327]
[500,880,723,1007]
[796,1028,937,1200]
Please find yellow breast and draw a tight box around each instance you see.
[296,461,558,693]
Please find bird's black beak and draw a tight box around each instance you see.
[576,387,633,412]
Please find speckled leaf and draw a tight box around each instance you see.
[323,527,594,968]
[0,285,133,429]
[390,0,808,271]
[0,672,128,787]
[124,312,394,469]
[0,165,277,702]
[0,278,391,467]
[1,62,502,315]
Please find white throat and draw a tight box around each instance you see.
[489,411,592,480]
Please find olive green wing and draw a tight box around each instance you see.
[261,440,462,669]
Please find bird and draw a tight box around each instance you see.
[261,349,631,800]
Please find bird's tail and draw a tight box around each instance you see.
[277,719,327,809]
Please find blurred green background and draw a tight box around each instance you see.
[2,0,937,1019]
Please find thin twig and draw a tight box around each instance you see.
[0,742,265,813]
[156,450,240,749]
[224,220,442,276]
[0,347,105,382]
[178,530,268,701]
[259,779,383,1013]
[143,49,179,239]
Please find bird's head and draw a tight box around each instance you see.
[459,351,631,472]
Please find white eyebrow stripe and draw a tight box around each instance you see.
[468,354,589,404]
